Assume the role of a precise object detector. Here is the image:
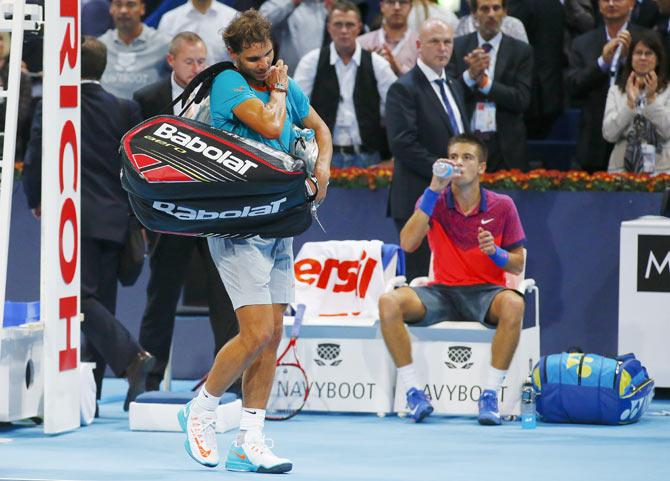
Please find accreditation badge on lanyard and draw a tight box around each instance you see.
[474,101,496,133]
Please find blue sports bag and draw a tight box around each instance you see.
[531,352,654,425]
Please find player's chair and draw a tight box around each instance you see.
[392,249,540,417]
[280,240,404,416]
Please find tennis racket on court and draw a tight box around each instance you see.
[266,304,310,421]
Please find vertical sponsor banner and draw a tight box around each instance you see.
[42,0,81,434]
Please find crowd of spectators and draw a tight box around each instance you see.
[5,0,669,175]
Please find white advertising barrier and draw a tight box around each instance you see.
[0,324,44,422]
[393,322,540,416]
[283,241,404,414]
[42,0,82,434]
[277,323,396,415]
[619,215,670,387]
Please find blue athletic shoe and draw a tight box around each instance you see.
[478,389,501,425]
[405,387,433,422]
[224,432,292,474]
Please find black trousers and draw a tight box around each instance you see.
[138,234,237,391]
[81,237,141,398]
[394,218,431,284]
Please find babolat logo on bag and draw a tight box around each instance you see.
[532,352,654,425]
[150,123,259,175]
[153,198,287,220]
[637,235,670,292]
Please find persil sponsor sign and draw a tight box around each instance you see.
[293,240,386,321]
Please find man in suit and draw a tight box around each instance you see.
[132,32,240,394]
[449,0,533,172]
[386,18,468,282]
[507,0,566,139]
[22,36,155,411]
[567,0,646,172]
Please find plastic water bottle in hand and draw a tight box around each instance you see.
[521,360,537,429]
[432,161,461,179]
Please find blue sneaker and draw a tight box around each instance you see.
[225,431,292,474]
[177,400,219,467]
[478,389,501,425]
[405,387,433,422]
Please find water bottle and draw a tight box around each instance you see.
[521,360,537,429]
[432,161,461,179]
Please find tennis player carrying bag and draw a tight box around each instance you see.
[531,352,654,425]
[119,62,316,238]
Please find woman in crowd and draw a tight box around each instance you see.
[602,31,670,174]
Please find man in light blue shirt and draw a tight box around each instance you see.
[98,0,171,99]
[178,9,332,475]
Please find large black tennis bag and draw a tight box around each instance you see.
[120,115,313,238]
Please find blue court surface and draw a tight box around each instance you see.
[1,380,669,481]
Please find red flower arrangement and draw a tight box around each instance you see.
[329,167,670,192]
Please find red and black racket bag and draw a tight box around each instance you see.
[120,115,313,238]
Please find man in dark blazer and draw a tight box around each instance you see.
[449,0,533,172]
[22,36,155,411]
[386,18,468,282]
[507,0,566,139]
[567,0,647,172]
[132,32,240,394]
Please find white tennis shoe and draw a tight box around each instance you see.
[225,431,292,473]
[177,400,219,467]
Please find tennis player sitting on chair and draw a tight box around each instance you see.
[378,134,526,425]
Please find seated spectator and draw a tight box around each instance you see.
[358,0,419,75]
[99,0,171,99]
[603,31,670,173]
[408,0,458,32]
[294,0,397,168]
[378,134,526,425]
[566,0,647,172]
[449,0,533,172]
[455,0,528,43]
[260,0,331,76]
[0,32,32,162]
[158,0,237,64]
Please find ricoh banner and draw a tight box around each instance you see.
[42,0,81,434]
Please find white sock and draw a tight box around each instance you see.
[194,385,221,413]
[484,366,508,393]
[239,407,265,441]
[397,363,421,393]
